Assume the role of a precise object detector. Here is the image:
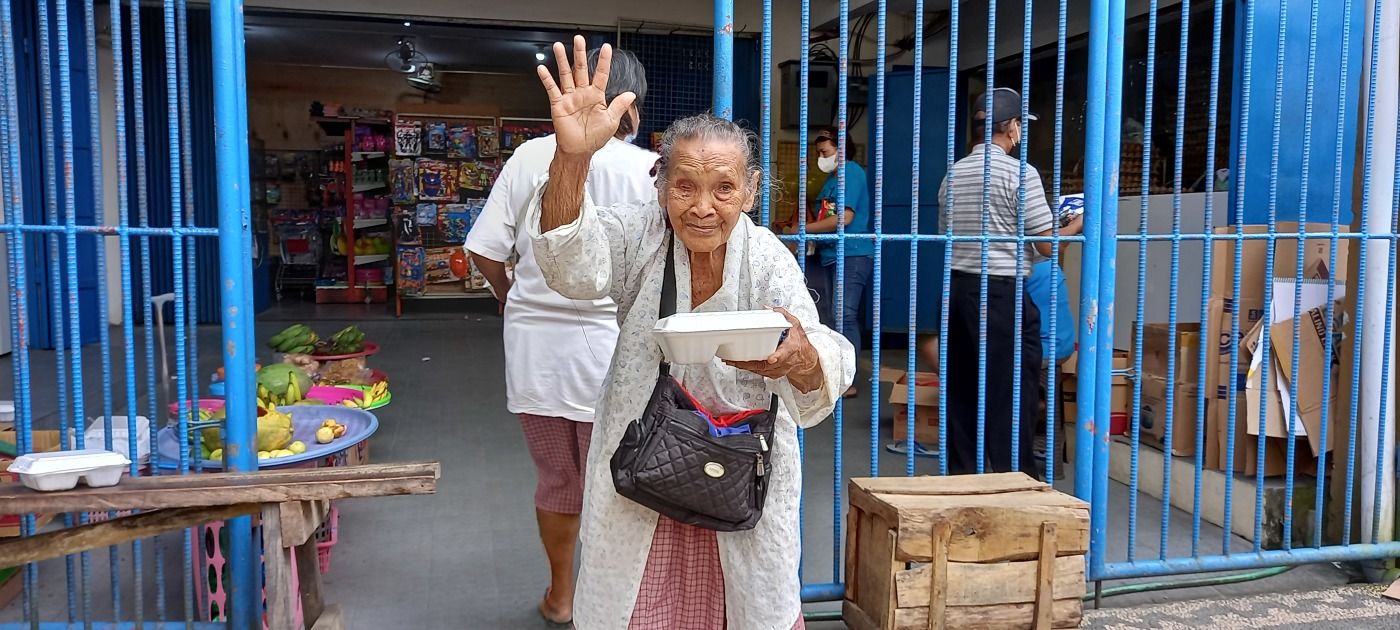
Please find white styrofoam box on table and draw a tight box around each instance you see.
[70,416,152,465]
[8,449,131,491]
[653,310,793,365]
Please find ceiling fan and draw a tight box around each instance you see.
[384,37,428,74]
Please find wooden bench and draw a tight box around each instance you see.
[0,462,440,629]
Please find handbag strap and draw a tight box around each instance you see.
[660,231,676,319]
[658,232,676,377]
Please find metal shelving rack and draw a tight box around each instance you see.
[313,115,394,304]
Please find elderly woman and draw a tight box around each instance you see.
[527,38,854,629]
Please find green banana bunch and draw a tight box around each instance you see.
[327,325,366,354]
[267,324,320,354]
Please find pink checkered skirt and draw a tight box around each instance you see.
[518,414,592,514]
[628,516,806,630]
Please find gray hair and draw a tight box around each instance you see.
[587,47,646,138]
[653,114,771,205]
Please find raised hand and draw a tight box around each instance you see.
[536,36,636,157]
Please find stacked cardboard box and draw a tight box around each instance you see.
[1203,224,1349,475]
[1137,323,1203,457]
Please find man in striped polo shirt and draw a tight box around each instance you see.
[938,87,1083,476]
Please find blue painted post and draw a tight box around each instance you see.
[712,0,733,120]
[210,0,259,625]
[1090,0,1127,583]
[1073,0,1109,508]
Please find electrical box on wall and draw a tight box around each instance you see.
[779,60,838,129]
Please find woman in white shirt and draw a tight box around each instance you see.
[465,47,656,627]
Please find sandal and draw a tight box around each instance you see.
[539,588,572,628]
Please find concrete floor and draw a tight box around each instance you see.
[0,301,1389,628]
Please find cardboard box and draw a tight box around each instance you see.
[1140,323,1202,385]
[1204,223,1345,473]
[1139,375,1202,457]
[1060,350,1132,432]
[1270,306,1340,456]
[887,371,939,445]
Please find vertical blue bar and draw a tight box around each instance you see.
[832,0,849,582]
[1192,0,1227,557]
[1255,0,1290,550]
[936,0,956,478]
[1128,0,1160,564]
[712,0,733,119]
[0,0,40,620]
[1047,0,1068,486]
[1074,0,1110,507]
[35,0,81,618]
[1221,0,1258,556]
[1317,0,1354,549]
[109,0,147,618]
[869,0,886,477]
[1344,0,1384,546]
[975,2,998,476]
[795,0,810,580]
[1091,0,1127,581]
[211,0,259,626]
[1162,0,1189,560]
[128,0,169,613]
[906,0,925,477]
[759,0,771,225]
[1282,0,1324,551]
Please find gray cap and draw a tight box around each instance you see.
[974,87,1037,125]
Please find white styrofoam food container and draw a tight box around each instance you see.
[0,400,14,425]
[70,416,152,465]
[8,449,132,492]
[653,310,793,364]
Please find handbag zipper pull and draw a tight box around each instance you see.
[758,434,769,452]
[756,454,765,477]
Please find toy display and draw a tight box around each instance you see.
[425,122,449,152]
[394,121,422,156]
[395,211,420,245]
[397,246,426,295]
[423,247,466,284]
[438,205,471,244]
[476,126,500,158]
[389,159,416,204]
[416,159,458,201]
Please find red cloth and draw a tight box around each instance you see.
[673,379,767,429]
[628,516,806,630]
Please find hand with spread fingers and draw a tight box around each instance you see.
[724,307,825,393]
[535,35,637,157]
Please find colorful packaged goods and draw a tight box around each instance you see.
[416,159,458,201]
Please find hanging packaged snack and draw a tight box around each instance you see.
[394,121,422,156]
[395,211,421,245]
[438,204,471,244]
[448,125,472,158]
[416,159,458,201]
[389,159,417,204]
[415,202,438,226]
[425,121,449,152]
[476,125,500,158]
[397,246,426,296]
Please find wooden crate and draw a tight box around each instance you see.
[843,473,1090,630]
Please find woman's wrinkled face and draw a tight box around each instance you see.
[663,138,757,254]
[815,140,838,159]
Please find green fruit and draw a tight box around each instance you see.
[256,364,312,405]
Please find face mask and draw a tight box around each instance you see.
[817,154,837,173]
[622,111,639,144]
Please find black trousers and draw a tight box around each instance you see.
[945,271,1043,475]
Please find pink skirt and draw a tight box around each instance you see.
[628,516,806,630]
[518,414,592,514]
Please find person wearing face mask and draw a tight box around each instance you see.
[784,127,872,398]
[465,45,654,627]
[937,87,1084,476]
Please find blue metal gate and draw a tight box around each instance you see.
[0,0,259,626]
[722,0,1400,606]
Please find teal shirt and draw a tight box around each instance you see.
[816,162,874,265]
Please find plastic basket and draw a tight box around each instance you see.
[314,504,340,574]
[194,515,304,629]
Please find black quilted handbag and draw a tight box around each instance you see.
[610,237,778,532]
